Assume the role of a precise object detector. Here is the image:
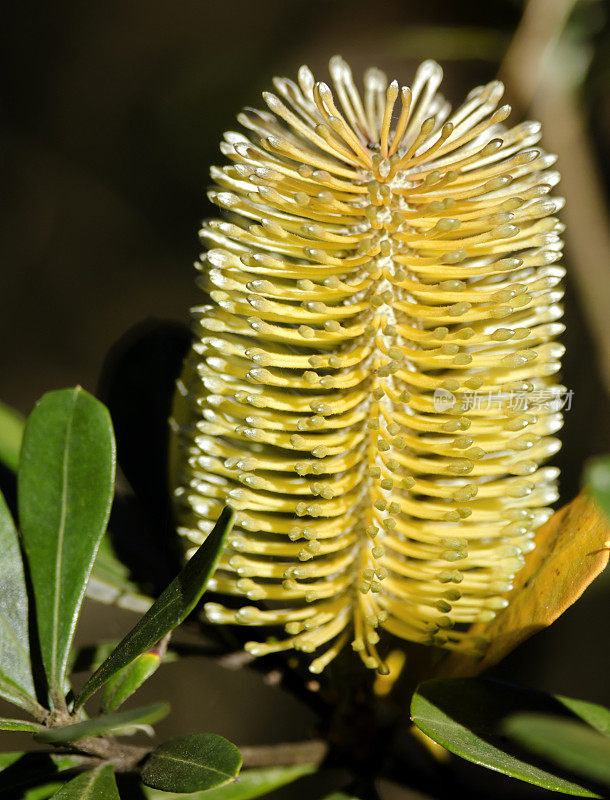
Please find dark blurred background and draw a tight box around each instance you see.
[2,1,610,798]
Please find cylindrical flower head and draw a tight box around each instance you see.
[170,56,565,674]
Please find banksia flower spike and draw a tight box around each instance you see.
[170,56,565,674]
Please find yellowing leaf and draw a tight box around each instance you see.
[437,493,610,678]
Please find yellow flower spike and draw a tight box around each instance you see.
[170,56,565,674]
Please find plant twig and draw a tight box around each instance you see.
[55,735,328,775]
[499,0,610,391]
[499,0,577,108]
[65,737,150,773]
[239,740,328,768]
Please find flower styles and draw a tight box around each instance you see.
[170,56,565,673]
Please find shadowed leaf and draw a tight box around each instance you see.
[18,388,115,705]
[87,535,153,614]
[0,752,87,797]
[321,795,359,800]
[411,678,604,797]
[141,732,241,793]
[437,493,610,677]
[75,506,234,709]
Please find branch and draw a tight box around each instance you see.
[239,740,328,768]
[499,0,577,109]
[499,0,610,391]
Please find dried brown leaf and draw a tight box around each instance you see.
[436,492,610,678]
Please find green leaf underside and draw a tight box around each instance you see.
[18,388,115,703]
[505,715,610,788]
[34,702,169,744]
[0,717,42,731]
[0,400,25,472]
[142,763,315,800]
[101,652,160,712]
[411,678,604,797]
[49,764,119,799]
[586,455,610,520]
[75,506,234,709]
[0,491,37,711]
[141,732,242,793]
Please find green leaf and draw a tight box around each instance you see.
[505,714,610,788]
[0,717,42,731]
[411,678,602,797]
[0,400,25,472]
[141,732,241,793]
[0,490,38,713]
[101,651,161,712]
[18,388,115,705]
[34,701,169,744]
[75,506,234,709]
[49,764,119,799]
[142,764,316,800]
[585,455,610,520]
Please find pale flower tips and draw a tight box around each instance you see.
[170,56,565,673]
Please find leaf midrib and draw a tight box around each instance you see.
[151,750,235,780]
[51,390,78,690]
[79,767,110,799]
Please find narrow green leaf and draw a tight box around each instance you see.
[101,651,161,712]
[585,455,610,520]
[0,717,42,731]
[34,701,169,744]
[557,695,610,737]
[141,732,241,793]
[49,764,119,799]
[0,490,37,713]
[411,678,602,797]
[0,400,25,472]
[75,506,234,709]
[143,764,316,800]
[506,714,610,788]
[18,388,115,705]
